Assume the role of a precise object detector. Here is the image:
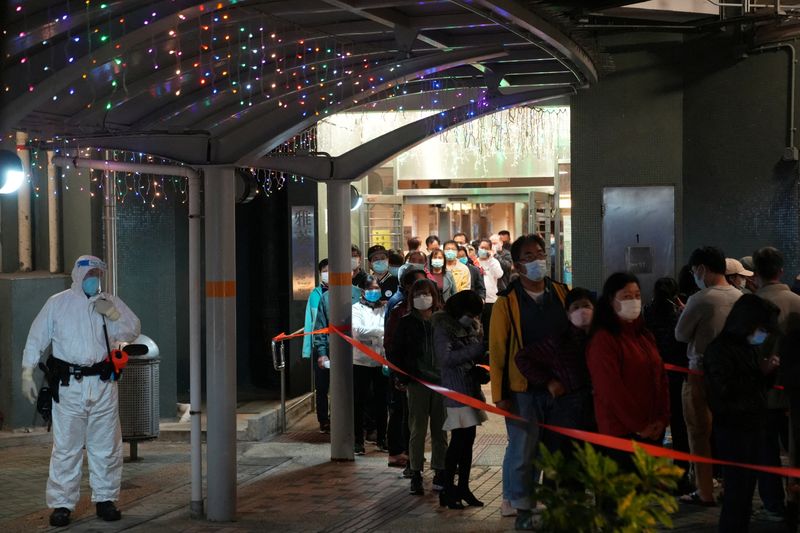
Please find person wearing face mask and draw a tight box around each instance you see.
[643,277,692,493]
[725,258,754,294]
[752,246,800,523]
[488,234,569,528]
[703,294,781,533]
[457,246,485,301]
[368,245,399,301]
[392,279,448,496]
[432,290,488,509]
[443,240,471,293]
[388,250,404,279]
[384,266,428,471]
[675,246,742,507]
[477,239,504,334]
[490,233,513,291]
[514,288,596,461]
[586,272,670,470]
[351,244,368,288]
[20,255,140,528]
[351,276,389,455]
[303,259,333,433]
[427,249,456,302]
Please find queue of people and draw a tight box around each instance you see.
[300,233,800,532]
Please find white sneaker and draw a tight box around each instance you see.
[501,499,517,517]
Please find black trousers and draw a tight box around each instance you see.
[757,409,786,513]
[715,424,761,533]
[445,425,477,491]
[387,385,409,455]
[353,365,387,446]
[668,374,690,472]
[314,364,329,424]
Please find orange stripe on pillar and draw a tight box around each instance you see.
[328,272,352,286]
[206,280,236,298]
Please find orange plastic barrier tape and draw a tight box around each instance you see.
[664,363,785,390]
[206,280,236,298]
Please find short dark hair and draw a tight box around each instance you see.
[471,239,481,249]
[407,237,421,250]
[318,259,329,272]
[499,230,511,238]
[401,267,427,288]
[453,232,468,241]
[753,247,784,281]
[677,264,699,299]
[456,245,468,256]
[510,234,546,262]
[688,246,726,275]
[405,250,427,264]
[443,239,458,250]
[444,289,483,319]
[388,251,404,267]
[721,293,779,339]
[425,235,440,247]
[351,244,361,257]
[359,274,379,290]
[592,272,642,336]
[479,238,492,248]
[565,287,595,309]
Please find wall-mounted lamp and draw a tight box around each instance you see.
[0,149,24,194]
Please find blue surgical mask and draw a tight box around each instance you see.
[444,250,457,261]
[372,260,388,274]
[478,249,489,259]
[523,259,547,281]
[458,257,468,265]
[748,329,768,345]
[431,258,444,269]
[389,266,400,277]
[364,289,382,303]
[82,276,101,296]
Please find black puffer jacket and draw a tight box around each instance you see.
[704,333,773,430]
[432,311,485,408]
[392,310,439,384]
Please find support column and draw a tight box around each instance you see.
[46,150,60,273]
[16,131,31,272]
[103,151,118,294]
[327,180,354,461]
[203,166,237,521]
[188,172,204,518]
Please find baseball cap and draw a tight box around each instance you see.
[726,258,753,277]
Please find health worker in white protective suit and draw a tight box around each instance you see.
[20,255,140,528]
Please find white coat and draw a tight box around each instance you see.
[351,301,385,367]
[22,255,140,510]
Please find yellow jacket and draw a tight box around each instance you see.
[489,278,569,403]
[450,261,471,292]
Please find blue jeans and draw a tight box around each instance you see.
[502,390,549,510]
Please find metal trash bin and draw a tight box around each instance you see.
[118,334,160,449]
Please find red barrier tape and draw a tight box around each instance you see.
[663,363,785,390]
[273,328,799,477]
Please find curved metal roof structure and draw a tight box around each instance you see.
[1,0,601,165]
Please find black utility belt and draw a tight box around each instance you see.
[52,357,114,384]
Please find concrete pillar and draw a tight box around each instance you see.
[327,180,354,461]
[102,151,117,294]
[46,151,60,273]
[188,173,203,518]
[203,166,237,521]
[16,131,31,271]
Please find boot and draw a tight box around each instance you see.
[409,471,424,495]
[438,470,464,510]
[49,508,71,527]
[96,501,122,521]
[458,462,483,506]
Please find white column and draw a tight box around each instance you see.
[46,150,60,273]
[16,131,31,271]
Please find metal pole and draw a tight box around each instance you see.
[280,342,287,433]
[46,150,60,273]
[327,179,354,461]
[203,166,237,521]
[16,131,31,272]
[102,150,117,295]
[188,173,204,518]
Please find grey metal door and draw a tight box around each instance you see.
[602,186,675,301]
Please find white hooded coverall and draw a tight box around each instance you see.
[22,255,141,510]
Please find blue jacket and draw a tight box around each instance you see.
[302,285,326,358]
[313,286,362,357]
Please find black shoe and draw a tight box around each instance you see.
[365,430,378,444]
[376,440,389,452]
[460,488,484,507]
[439,489,465,510]
[354,443,366,455]
[410,471,424,495]
[49,508,71,527]
[402,465,414,479]
[319,421,330,434]
[432,470,445,492]
[96,501,122,521]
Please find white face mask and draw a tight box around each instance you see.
[320,271,329,285]
[412,294,433,311]
[693,267,706,290]
[615,298,642,321]
[569,308,593,328]
[351,257,361,270]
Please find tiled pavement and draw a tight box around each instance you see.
[0,401,791,532]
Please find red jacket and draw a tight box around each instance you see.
[586,320,670,437]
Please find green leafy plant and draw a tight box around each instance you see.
[534,442,683,532]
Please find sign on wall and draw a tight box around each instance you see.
[291,206,316,300]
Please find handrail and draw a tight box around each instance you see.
[270,327,304,433]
